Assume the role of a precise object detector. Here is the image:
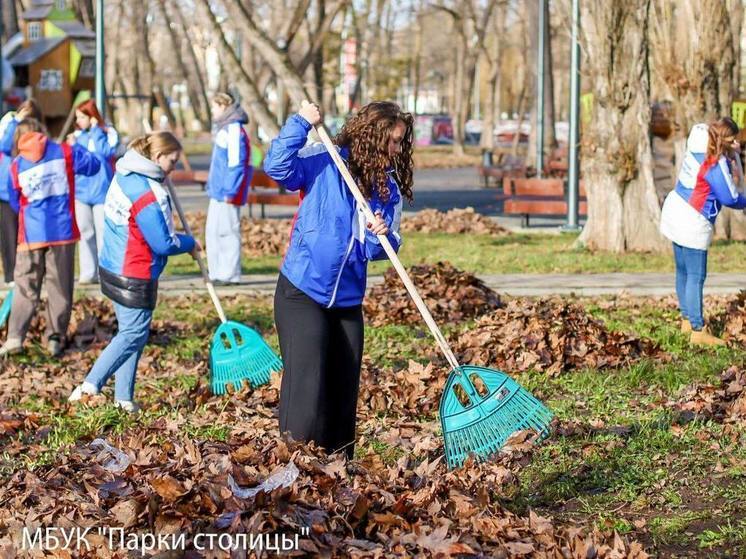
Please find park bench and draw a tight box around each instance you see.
[501,177,587,227]
[477,154,526,187]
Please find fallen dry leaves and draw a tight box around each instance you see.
[454,298,665,376]
[364,262,502,327]
[671,366,746,425]
[184,211,292,257]
[400,207,509,236]
[0,296,651,557]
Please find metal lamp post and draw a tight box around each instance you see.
[563,0,581,231]
[95,0,105,119]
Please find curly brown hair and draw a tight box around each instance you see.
[706,117,739,161]
[335,101,414,203]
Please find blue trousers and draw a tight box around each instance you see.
[673,242,707,331]
[85,302,152,401]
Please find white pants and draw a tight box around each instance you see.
[75,201,105,282]
[206,199,242,283]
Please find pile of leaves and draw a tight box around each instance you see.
[0,413,648,558]
[454,298,664,376]
[671,366,746,425]
[364,262,502,327]
[713,290,746,345]
[183,211,292,257]
[401,207,509,235]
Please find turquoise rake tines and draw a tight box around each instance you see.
[439,365,553,470]
[164,179,283,396]
[308,120,554,470]
[210,321,283,395]
[0,288,13,328]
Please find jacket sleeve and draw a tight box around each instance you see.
[263,114,313,191]
[84,125,118,159]
[0,118,19,156]
[134,197,196,257]
[363,193,403,261]
[220,122,250,200]
[72,144,102,176]
[709,159,746,209]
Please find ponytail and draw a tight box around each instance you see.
[128,131,182,160]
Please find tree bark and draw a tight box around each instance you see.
[194,0,279,137]
[480,3,506,150]
[2,0,20,40]
[526,0,557,171]
[578,0,667,252]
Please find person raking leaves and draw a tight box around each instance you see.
[69,132,200,412]
[264,100,413,458]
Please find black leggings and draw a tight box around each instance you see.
[0,201,17,284]
[274,273,364,459]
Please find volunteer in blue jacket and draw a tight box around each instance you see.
[0,100,42,285]
[67,99,120,284]
[660,117,746,346]
[205,93,251,285]
[264,100,414,458]
[69,132,198,412]
[0,118,101,358]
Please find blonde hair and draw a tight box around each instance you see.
[706,117,739,160]
[128,132,182,160]
[212,92,234,108]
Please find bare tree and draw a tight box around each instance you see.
[480,2,507,150]
[2,0,21,40]
[578,0,667,252]
[194,0,280,136]
[436,0,498,156]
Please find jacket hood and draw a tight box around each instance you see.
[116,148,164,180]
[18,132,47,163]
[214,103,249,129]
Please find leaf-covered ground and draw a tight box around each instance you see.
[0,286,745,557]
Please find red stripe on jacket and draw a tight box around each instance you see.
[122,190,156,279]
[61,143,80,240]
[229,127,251,206]
[689,157,716,213]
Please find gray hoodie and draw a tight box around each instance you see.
[116,149,165,181]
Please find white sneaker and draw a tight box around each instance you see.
[115,400,140,413]
[68,382,99,402]
[0,338,23,358]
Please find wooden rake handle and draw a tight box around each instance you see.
[165,178,228,324]
[312,124,461,371]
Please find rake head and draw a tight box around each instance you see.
[0,289,13,328]
[439,365,553,470]
[210,321,283,395]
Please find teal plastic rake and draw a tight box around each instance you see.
[311,118,553,470]
[0,288,13,328]
[440,365,553,469]
[165,180,283,395]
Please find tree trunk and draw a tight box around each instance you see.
[480,4,506,150]
[194,0,279,137]
[2,0,20,40]
[578,0,667,252]
[526,0,557,171]
[154,0,209,131]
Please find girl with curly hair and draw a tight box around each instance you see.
[265,100,414,458]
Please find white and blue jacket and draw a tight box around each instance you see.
[206,111,252,205]
[661,123,746,250]
[265,114,403,308]
[74,124,119,206]
[0,112,20,202]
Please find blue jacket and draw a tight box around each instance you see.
[0,114,19,202]
[265,114,403,308]
[206,120,252,205]
[9,138,101,250]
[675,154,746,223]
[100,149,195,283]
[74,125,119,205]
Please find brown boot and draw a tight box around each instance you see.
[681,319,692,334]
[690,327,726,346]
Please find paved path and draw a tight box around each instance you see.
[23,272,740,299]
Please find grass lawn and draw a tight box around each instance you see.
[1,292,745,555]
[163,231,746,276]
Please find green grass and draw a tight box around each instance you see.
[161,233,746,277]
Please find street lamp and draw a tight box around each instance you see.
[563,0,581,231]
[95,0,105,119]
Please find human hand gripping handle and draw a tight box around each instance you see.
[164,178,228,324]
[305,102,460,371]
